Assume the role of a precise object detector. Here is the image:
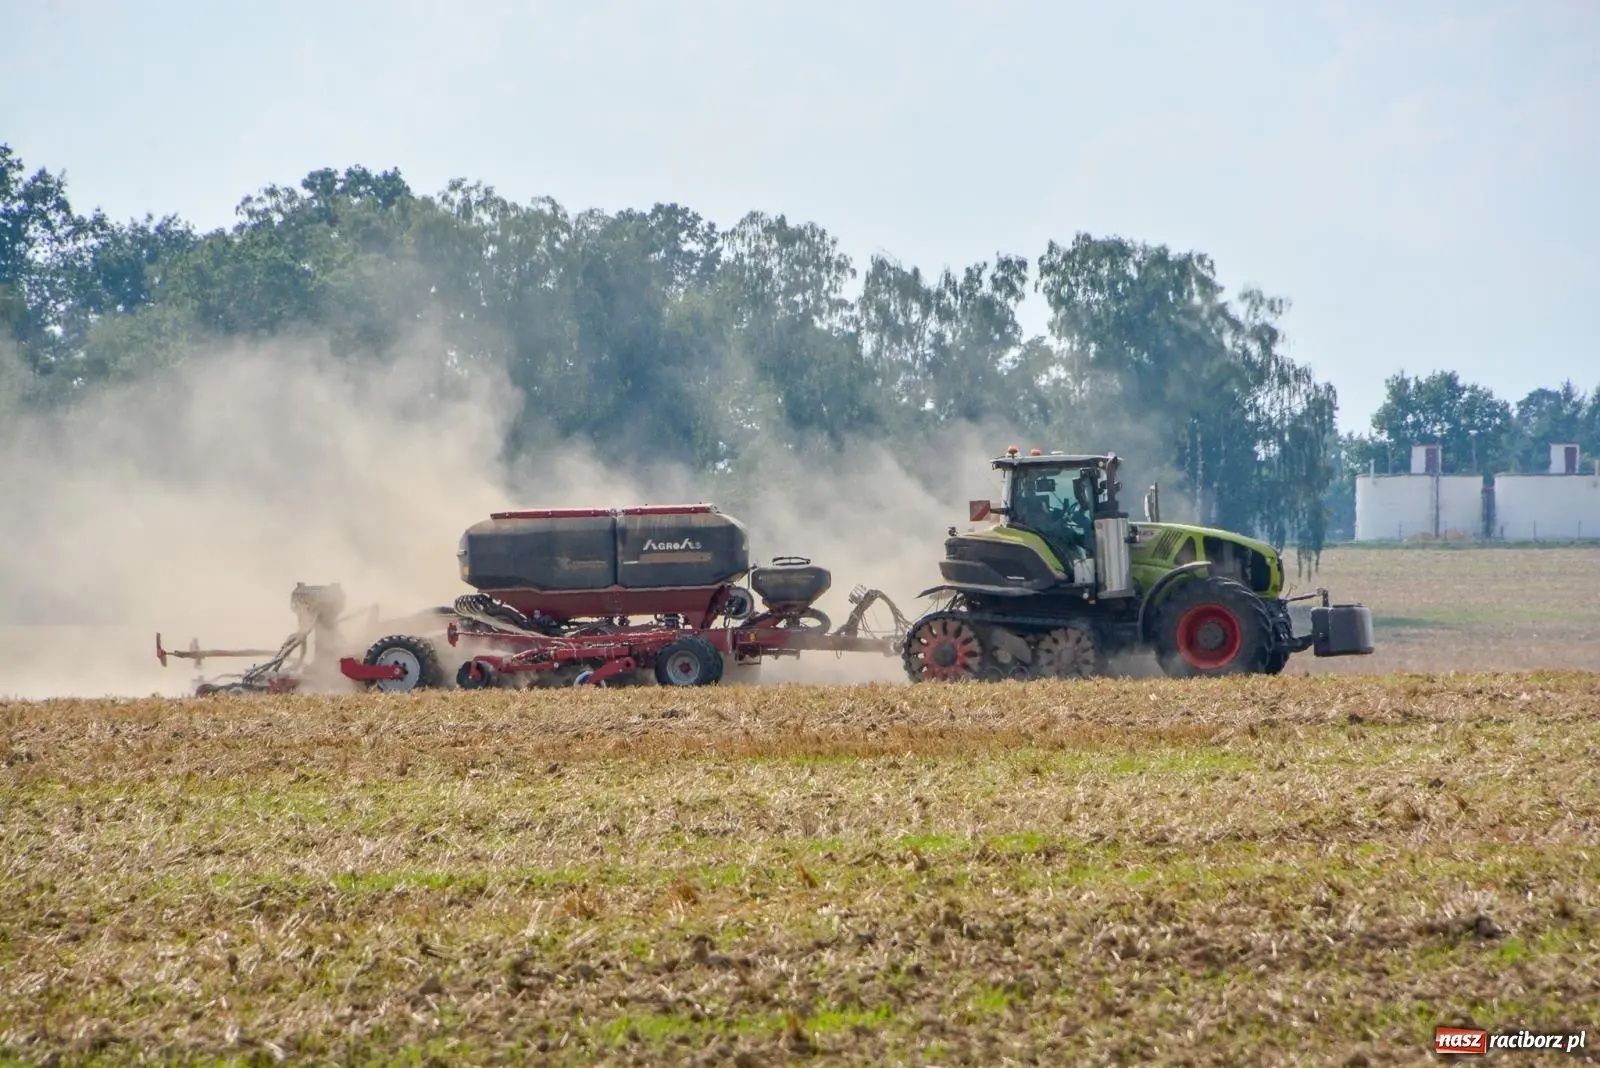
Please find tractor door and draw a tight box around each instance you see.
[1011,470,1092,568]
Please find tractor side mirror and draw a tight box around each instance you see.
[969,500,994,522]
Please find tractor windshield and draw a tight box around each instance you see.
[1009,465,1096,562]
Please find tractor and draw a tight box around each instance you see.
[903,449,1373,681]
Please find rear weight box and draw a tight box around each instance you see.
[1311,604,1374,657]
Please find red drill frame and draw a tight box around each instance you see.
[340,582,907,688]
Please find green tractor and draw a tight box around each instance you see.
[903,449,1373,681]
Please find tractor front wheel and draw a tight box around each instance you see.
[1155,578,1274,678]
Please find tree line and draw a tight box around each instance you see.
[4,143,1368,557]
[1321,373,1600,537]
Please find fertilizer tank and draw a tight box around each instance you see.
[457,505,749,621]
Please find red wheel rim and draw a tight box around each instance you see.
[912,619,982,681]
[1176,604,1242,669]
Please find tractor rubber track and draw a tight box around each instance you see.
[903,609,1104,682]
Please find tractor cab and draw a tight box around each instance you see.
[999,457,1108,563]
[936,450,1134,601]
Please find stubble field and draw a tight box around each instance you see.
[2,546,1599,1065]
[1294,545,1600,674]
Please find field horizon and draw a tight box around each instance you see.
[5,543,1600,700]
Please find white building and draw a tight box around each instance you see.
[1353,442,1600,542]
[1491,444,1600,540]
[1353,444,1483,541]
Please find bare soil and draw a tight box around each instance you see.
[1298,545,1600,674]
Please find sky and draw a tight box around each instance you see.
[3,0,1596,430]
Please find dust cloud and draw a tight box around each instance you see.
[726,434,994,682]
[0,334,1014,696]
[0,336,519,697]
[0,319,1199,697]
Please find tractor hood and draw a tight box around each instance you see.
[1129,521,1285,597]
[1132,521,1280,560]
